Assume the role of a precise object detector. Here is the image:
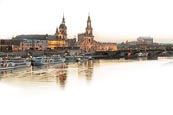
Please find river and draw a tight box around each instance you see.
[0,57,173,115]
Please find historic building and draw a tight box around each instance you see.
[0,39,12,52]
[12,35,48,51]
[12,39,23,51]
[78,14,117,53]
[48,14,68,49]
[78,14,95,53]
[55,14,67,40]
[125,37,156,49]
[95,42,117,51]
[20,39,48,51]
[137,36,153,45]
[47,39,66,49]
[6,13,117,53]
[11,14,77,51]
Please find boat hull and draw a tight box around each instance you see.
[32,57,65,66]
[0,62,31,70]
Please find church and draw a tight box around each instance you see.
[77,14,117,53]
[48,14,76,49]
[55,14,67,40]
[77,14,96,53]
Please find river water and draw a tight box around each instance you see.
[0,57,173,115]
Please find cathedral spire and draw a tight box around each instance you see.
[87,12,91,22]
[62,12,65,24]
[87,13,91,28]
[86,13,92,35]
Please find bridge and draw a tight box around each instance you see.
[94,49,173,59]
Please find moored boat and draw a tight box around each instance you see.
[31,56,49,66]
[137,52,148,57]
[49,55,66,64]
[65,56,77,63]
[0,57,31,70]
[31,56,65,66]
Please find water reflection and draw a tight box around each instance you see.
[0,57,172,88]
[78,60,94,81]
[55,64,67,88]
[56,73,67,88]
[0,61,95,88]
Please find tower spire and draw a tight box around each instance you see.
[62,12,65,24]
[87,12,91,22]
[86,13,92,35]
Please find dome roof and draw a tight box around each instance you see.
[59,23,67,29]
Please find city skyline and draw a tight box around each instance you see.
[1,0,173,43]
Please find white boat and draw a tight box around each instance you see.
[87,56,93,60]
[49,55,66,64]
[32,56,65,66]
[0,57,31,70]
[31,56,49,66]
[76,57,81,62]
[137,52,148,57]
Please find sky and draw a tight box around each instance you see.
[1,0,173,43]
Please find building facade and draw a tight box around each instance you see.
[78,14,117,53]
[95,42,117,51]
[55,14,67,40]
[48,15,68,49]
[125,37,155,49]
[12,40,23,51]
[48,39,66,49]
[78,14,95,53]
[137,37,153,45]
[0,39,12,52]
[20,39,48,50]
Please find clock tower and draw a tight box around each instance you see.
[86,13,93,35]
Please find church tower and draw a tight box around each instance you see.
[78,13,95,53]
[55,14,67,40]
[85,13,94,45]
[86,13,93,35]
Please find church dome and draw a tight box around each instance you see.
[59,23,67,29]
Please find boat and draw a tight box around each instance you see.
[49,55,66,64]
[31,56,65,66]
[65,56,77,63]
[31,56,49,66]
[124,52,137,60]
[76,57,81,62]
[87,56,93,60]
[80,56,89,62]
[147,52,158,60]
[137,52,148,57]
[65,55,93,63]
[0,57,31,70]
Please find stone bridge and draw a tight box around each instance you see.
[94,49,173,59]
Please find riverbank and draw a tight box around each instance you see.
[1,50,173,60]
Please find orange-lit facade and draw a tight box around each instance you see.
[78,14,117,53]
[48,14,68,49]
[48,40,67,49]
[95,42,117,51]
